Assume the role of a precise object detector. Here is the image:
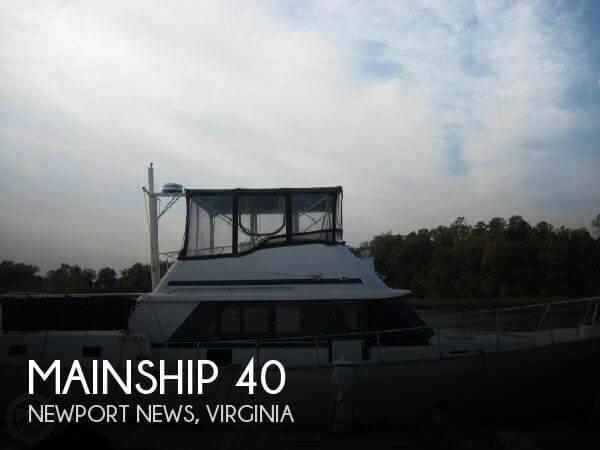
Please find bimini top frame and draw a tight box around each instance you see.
[179,187,343,259]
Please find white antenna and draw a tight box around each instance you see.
[144,163,185,291]
[147,163,160,289]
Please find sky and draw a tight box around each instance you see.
[1,0,599,273]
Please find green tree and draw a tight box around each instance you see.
[354,215,600,299]
[592,214,600,237]
[94,267,118,292]
[0,260,44,294]
[45,264,96,293]
[117,263,151,292]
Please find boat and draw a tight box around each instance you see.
[1,164,599,436]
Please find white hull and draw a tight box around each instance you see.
[2,326,599,427]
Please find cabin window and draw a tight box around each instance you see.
[298,302,328,335]
[197,303,216,335]
[221,306,241,334]
[244,305,269,334]
[169,298,429,343]
[185,194,233,257]
[275,306,300,333]
[238,194,286,253]
[329,301,360,332]
[344,308,358,330]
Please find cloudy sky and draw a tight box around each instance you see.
[1,0,599,272]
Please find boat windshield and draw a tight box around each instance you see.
[180,187,343,258]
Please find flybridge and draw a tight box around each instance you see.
[180,187,343,259]
[143,163,344,290]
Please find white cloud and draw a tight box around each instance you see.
[0,0,597,271]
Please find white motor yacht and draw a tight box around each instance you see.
[1,165,599,431]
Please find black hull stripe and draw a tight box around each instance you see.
[168,278,363,287]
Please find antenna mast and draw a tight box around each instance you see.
[147,163,160,290]
[144,163,185,291]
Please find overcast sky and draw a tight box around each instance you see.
[1,0,599,273]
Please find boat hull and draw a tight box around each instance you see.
[1,334,598,429]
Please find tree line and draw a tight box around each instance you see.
[0,260,171,295]
[1,215,599,298]
[351,215,600,299]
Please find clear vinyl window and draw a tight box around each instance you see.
[291,193,336,242]
[181,189,342,258]
[238,194,286,253]
[185,195,233,257]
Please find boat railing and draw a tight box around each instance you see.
[152,296,600,366]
